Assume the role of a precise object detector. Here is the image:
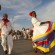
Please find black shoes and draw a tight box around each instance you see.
[4,50,8,54]
[4,50,12,55]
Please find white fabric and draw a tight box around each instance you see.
[26,29,30,34]
[7,35,13,54]
[22,31,27,39]
[0,20,13,54]
[31,17,49,37]
[17,35,21,39]
[0,21,13,35]
[13,35,16,40]
[1,34,13,54]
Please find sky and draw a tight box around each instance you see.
[0,0,55,31]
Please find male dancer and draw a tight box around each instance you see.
[0,13,13,55]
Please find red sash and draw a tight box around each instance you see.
[2,18,9,26]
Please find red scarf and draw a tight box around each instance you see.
[2,18,9,26]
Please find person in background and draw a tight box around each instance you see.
[26,28,31,39]
[12,30,17,40]
[16,30,21,40]
[29,29,33,38]
[0,13,14,55]
[22,28,27,39]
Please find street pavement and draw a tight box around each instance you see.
[0,39,55,55]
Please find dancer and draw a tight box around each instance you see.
[0,13,13,55]
[29,11,55,53]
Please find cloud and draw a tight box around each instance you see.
[0,0,42,30]
[36,1,55,22]
[0,0,42,13]
[0,0,42,20]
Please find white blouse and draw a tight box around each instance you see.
[31,17,49,37]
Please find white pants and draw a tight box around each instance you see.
[13,35,16,40]
[17,35,21,39]
[1,34,13,54]
[23,33,27,39]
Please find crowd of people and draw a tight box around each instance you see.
[12,28,33,40]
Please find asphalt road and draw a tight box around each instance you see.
[0,39,55,55]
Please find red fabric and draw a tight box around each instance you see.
[43,32,53,45]
[29,12,32,16]
[46,21,51,32]
[44,39,48,45]
[30,29,33,33]
[35,40,48,46]
[48,32,54,41]
[36,41,43,45]
[2,18,9,26]
[35,32,54,46]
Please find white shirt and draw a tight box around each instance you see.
[31,17,49,37]
[0,20,13,35]
[26,29,30,34]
